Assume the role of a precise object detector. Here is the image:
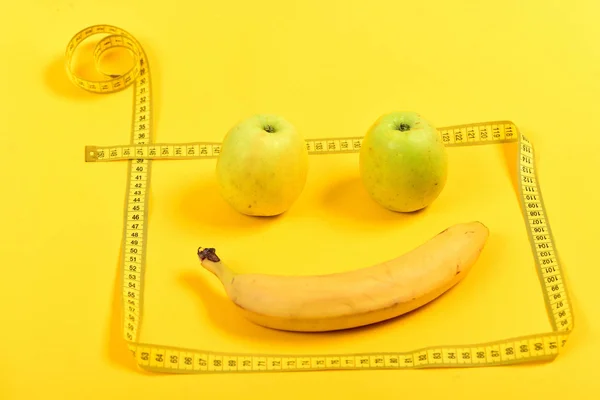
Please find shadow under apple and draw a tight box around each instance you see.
[168,176,283,237]
[319,176,427,228]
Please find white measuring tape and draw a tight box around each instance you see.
[68,24,573,373]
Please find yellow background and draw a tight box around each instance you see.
[1,0,599,398]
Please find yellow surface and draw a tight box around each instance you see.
[1,0,598,397]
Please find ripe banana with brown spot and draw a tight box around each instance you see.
[196,221,489,332]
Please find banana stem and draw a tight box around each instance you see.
[197,247,235,285]
[198,247,220,262]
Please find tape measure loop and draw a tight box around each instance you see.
[65,24,146,95]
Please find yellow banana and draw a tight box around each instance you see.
[197,221,489,332]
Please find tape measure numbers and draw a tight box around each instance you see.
[68,24,574,373]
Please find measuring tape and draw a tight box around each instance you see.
[68,24,574,373]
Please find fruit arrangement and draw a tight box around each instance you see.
[200,110,489,332]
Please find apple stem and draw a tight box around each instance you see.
[197,247,236,286]
[396,123,410,132]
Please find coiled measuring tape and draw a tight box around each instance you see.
[69,24,574,373]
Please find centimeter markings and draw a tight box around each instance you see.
[66,24,153,353]
[69,25,573,374]
[518,136,573,332]
[85,121,518,162]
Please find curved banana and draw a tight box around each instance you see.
[196,221,489,332]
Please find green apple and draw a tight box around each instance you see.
[359,111,448,212]
[215,114,309,216]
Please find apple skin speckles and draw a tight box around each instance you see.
[359,111,448,213]
[215,114,309,217]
